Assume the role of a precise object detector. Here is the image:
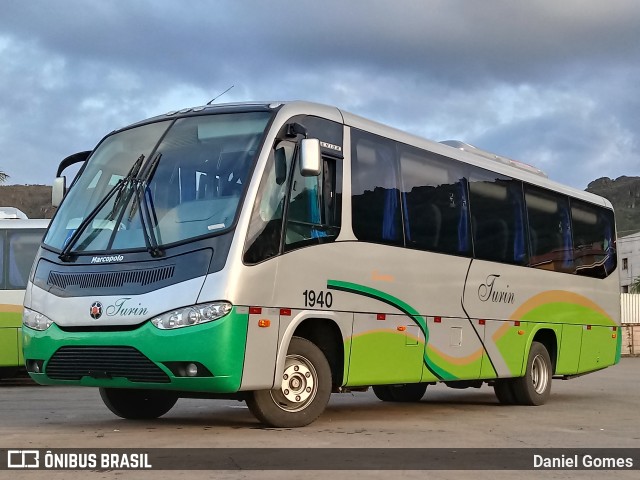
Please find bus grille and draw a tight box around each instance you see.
[46,346,170,383]
[47,266,175,290]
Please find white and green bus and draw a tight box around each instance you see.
[23,101,620,427]
[0,216,49,379]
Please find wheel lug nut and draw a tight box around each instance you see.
[283,374,288,380]
[305,372,310,378]
[284,389,289,395]
[294,366,299,372]
[295,395,301,401]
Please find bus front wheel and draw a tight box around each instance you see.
[510,341,552,406]
[247,337,332,428]
[99,388,178,419]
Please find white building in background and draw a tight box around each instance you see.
[618,232,640,293]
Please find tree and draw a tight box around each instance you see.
[631,276,640,294]
[0,171,8,183]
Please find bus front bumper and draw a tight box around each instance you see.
[22,308,249,393]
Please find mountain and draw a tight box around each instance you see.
[586,176,640,237]
[0,185,54,219]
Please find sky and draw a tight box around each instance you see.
[1,0,639,190]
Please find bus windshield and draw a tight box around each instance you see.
[45,111,272,254]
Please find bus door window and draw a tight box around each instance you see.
[243,141,295,264]
[284,155,341,251]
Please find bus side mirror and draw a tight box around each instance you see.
[300,138,321,177]
[52,177,66,207]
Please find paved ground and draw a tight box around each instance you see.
[0,358,638,479]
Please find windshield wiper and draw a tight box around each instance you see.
[58,154,145,262]
[129,152,164,257]
[108,154,145,221]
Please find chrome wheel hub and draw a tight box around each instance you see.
[271,354,318,412]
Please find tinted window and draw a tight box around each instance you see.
[243,141,295,264]
[399,146,471,255]
[525,186,573,273]
[571,200,616,278]
[469,170,527,265]
[284,156,341,251]
[0,232,4,289]
[6,229,44,289]
[351,130,403,246]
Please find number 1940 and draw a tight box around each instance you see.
[302,290,333,308]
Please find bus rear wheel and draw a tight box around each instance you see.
[511,341,552,406]
[99,388,178,419]
[246,337,331,428]
[373,383,427,402]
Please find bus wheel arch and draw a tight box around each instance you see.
[246,336,332,427]
[511,340,553,405]
[292,318,344,389]
[275,315,345,391]
[531,328,558,375]
[495,329,557,406]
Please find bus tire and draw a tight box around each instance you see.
[372,383,427,402]
[99,388,178,419]
[493,379,517,405]
[246,337,331,428]
[511,341,552,406]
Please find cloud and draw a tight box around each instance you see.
[1,0,639,189]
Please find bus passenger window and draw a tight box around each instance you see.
[571,200,616,278]
[399,146,471,256]
[7,230,44,289]
[468,171,526,265]
[525,186,573,273]
[351,130,403,246]
[0,233,4,289]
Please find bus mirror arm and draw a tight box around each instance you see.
[53,150,91,207]
[56,150,92,177]
[300,138,322,177]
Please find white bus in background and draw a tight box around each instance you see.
[0,207,29,220]
[0,215,49,378]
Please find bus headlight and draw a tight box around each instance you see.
[23,308,54,331]
[150,302,232,330]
